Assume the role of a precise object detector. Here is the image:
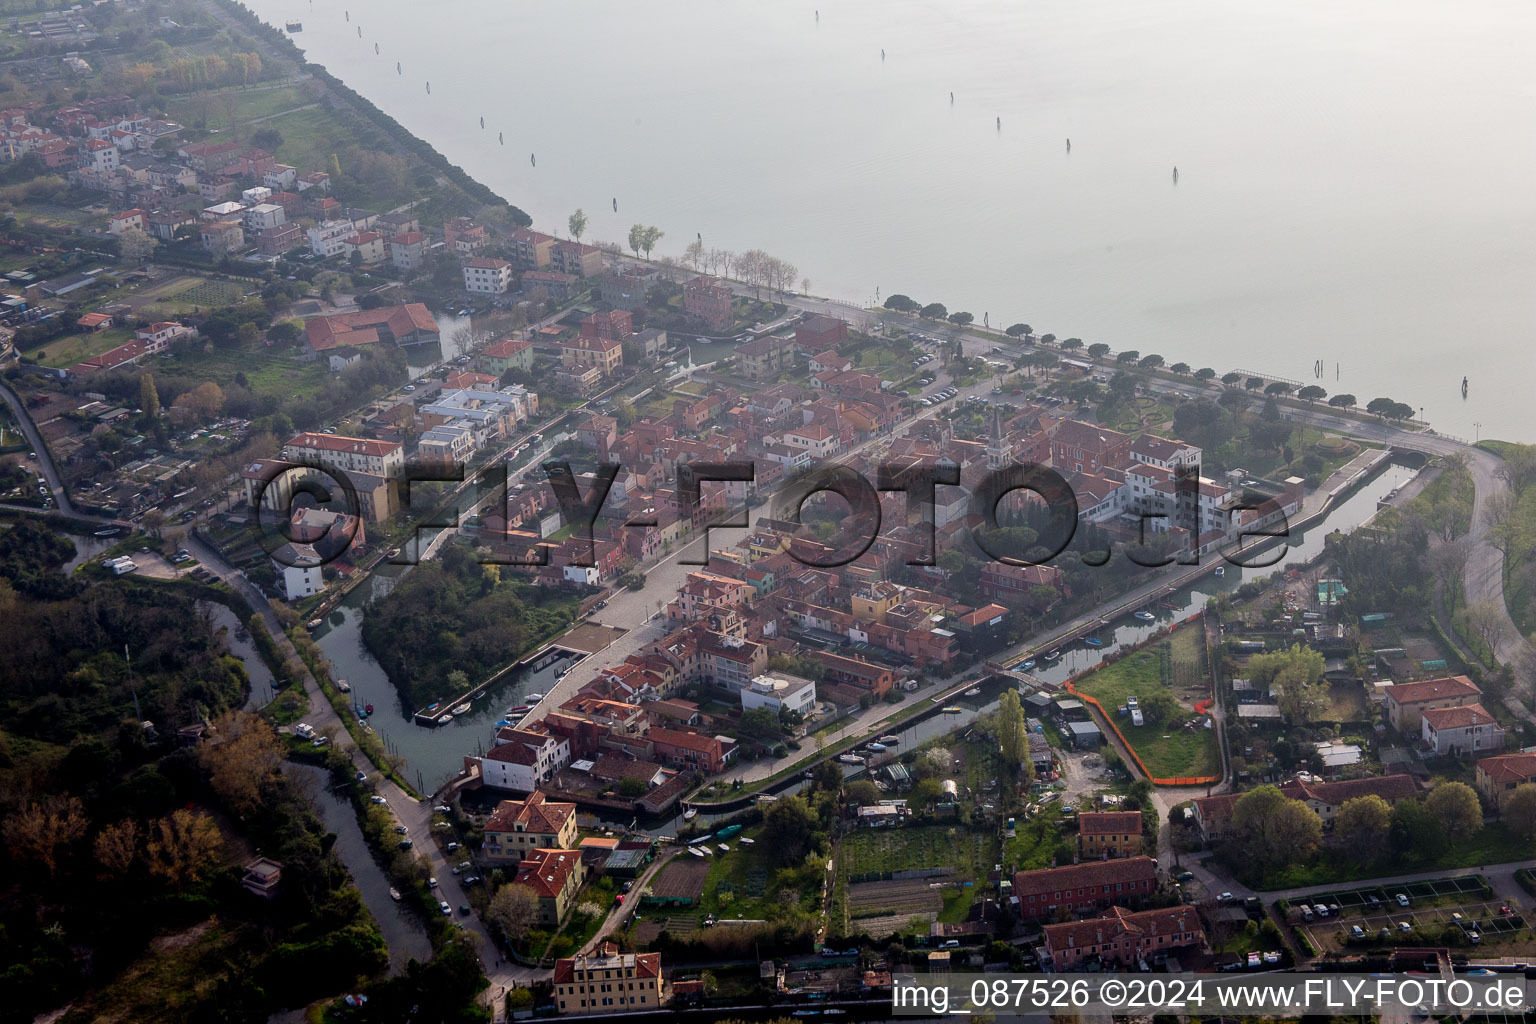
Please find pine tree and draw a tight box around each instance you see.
[140,373,159,419]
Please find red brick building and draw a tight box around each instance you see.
[1042,905,1204,970]
[1012,856,1158,921]
[581,309,632,341]
[795,314,848,351]
[684,275,733,331]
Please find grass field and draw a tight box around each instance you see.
[164,84,315,131]
[158,345,329,402]
[136,276,246,318]
[33,327,133,369]
[1074,627,1221,781]
[696,825,819,922]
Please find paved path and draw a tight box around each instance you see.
[576,847,683,956]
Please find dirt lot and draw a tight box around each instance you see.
[646,858,709,903]
[845,878,943,939]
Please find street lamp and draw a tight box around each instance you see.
[1474,421,1482,442]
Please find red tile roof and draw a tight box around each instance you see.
[485,792,575,837]
[1078,811,1144,836]
[1422,703,1497,730]
[1043,904,1202,953]
[1477,752,1536,785]
[304,303,439,351]
[511,847,581,899]
[1013,856,1157,898]
[1385,675,1480,706]
[285,432,400,458]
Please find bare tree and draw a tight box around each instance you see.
[1458,597,1512,662]
[1483,490,1523,559]
[487,884,540,945]
[682,239,704,271]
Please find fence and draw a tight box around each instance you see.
[846,866,955,884]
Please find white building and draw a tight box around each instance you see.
[240,185,273,205]
[1421,703,1504,757]
[741,673,817,717]
[479,729,572,791]
[244,202,286,232]
[463,256,513,294]
[306,219,359,257]
[281,432,404,479]
[278,549,324,600]
[202,200,246,221]
[417,423,476,465]
[563,565,600,586]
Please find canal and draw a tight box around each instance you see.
[294,456,1416,826]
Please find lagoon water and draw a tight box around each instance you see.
[254,0,1536,440]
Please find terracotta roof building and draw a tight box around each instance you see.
[303,302,440,352]
[1012,856,1158,921]
[553,943,662,1014]
[1042,905,1204,970]
[1077,810,1145,859]
[1476,752,1536,812]
[483,791,578,864]
[1191,774,1417,844]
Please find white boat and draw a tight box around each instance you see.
[451,703,472,716]
[879,735,900,745]
[838,754,864,765]
[688,846,707,858]
[717,843,730,853]
[1134,611,1155,621]
[1213,566,1226,577]
[683,808,698,821]
[389,887,401,901]
[526,692,545,702]
[1043,649,1062,661]
[866,742,887,753]
[437,715,452,725]
[941,706,963,714]
[335,679,351,693]
[964,687,981,697]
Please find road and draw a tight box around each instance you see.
[0,379,73,514]
[576,847,684,956]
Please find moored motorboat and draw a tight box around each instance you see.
[1019,659,1036,670]
[451,703,471,716]
[941,705,963,714]
[717,843,730,853]
[683,808,698,821]
[436,714,452,725]
[1043,649,1062,662]
[1085,637,1103,647]
[1213,566,1226,576]
[879,734,900,745]
[1134,611,1155,621]
[336,679,351,692]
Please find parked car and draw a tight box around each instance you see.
[1173,871,1194,882]
[1396,893,1411,907]
[438,901,451,916]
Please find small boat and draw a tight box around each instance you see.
[717,824,742,839]
[838,754,864,765]
[389,887,401,901]
[688,846,706,858]
[426,82,430,94]
[964,687,981,697]
[423,702,441,714]
[436,715,452,725]
[286,20,302,31]
[374,42,378,53]
[397,62,401,74]
[508,704,531,714]
[866,742,887,753]
[682,808,698,821]
[479,116,484,128]
[451,703,471,716]
[1085,637,1104,647]
[1134,611,1155,622]
[1043,649,1062,662]
[530,152,535,166]
[1213,566,1226,577]
[94,527,120,537]
[717,843,730,853]
[526,692,545,702]
[612,197,617,211]
[336,679,351,692]
[494,719,511,727]
[739,837,754,846]
[1019,660,1036,671]
[941,706,963,714]
[499,132,503,144]
[698,845,712,856]
[879,735,899,745]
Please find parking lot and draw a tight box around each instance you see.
[1290,877,1530,952]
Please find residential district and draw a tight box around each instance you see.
[4,2,1536,1022]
